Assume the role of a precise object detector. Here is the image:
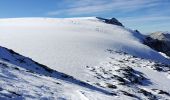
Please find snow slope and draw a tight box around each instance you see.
[0,46,170,100]
[0,17,169,80]
[0,46,115,100]
[0,17,170,99]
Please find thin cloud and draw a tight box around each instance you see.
[120,16,170,23]
[46,0,170,33]
[47,0,162,16]
[119,15,170,33]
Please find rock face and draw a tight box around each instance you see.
[96,17,124,26]
[144,31,170,57]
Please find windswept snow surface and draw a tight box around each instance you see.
[0,17,170,99]
[0,57,114,100]
[0,47,170,100]
[0,17,169,79]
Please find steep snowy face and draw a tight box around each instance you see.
[150,31,170,41]
[0,17,169,78]
[145,32,170,57]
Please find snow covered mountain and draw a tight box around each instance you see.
[145,31,170,57]
[0,17,170,100]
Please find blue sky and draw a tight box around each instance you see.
[0,0,170,33]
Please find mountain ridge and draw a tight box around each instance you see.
[144,31,170,57]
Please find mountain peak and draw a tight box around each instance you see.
[150,31,170,41]
[96,17,124,26]
[144,31,170,57]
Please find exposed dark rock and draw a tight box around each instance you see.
[158,90,170,96]
[139,89,157,100]
[134,30,140,33]
[144,31,170,57]
[0,63,8,68]
[61,74,73,79]
[120,90,139,99]
[106,83,117,89]
[14,67,20,70]
[96,17,124,26]
[8,91,21,96]
[117,66,149,85]
[33,61,54,73]
[8,49,20,56]
[152,89,170,96]
[151,62,170,72]
[113,75,126,85]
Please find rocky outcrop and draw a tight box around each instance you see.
[144,31,170,57]
[96,17,124,26]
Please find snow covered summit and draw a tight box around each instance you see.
[145,31,170,57]
[0,17,170,100]
[0,17,169,78]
